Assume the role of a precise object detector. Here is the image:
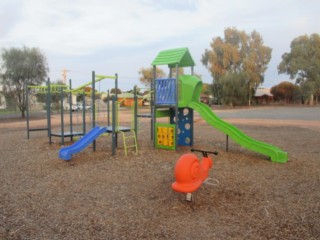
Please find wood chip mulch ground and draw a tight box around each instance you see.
[0,106,319,239]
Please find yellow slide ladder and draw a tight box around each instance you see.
[120,130,138,156]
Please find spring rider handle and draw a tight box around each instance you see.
[191,148,218,157]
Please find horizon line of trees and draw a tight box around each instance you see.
[1,28,319,118]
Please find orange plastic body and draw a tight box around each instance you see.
[172,153,213,193]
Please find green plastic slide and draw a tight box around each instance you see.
[177,74,287,163]
[188,101,288,163]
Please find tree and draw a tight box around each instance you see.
[278,33,320,105]
[202,27,272,106]
[300,81,315,104]
[202,83,212,95]
[138,67,165,87]
[110,88,122,94]
[211,80,223,105]
[1,46,49,117]
[270,81,301,103]
[220,72,249,106]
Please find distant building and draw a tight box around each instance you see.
[117,93,144,107]
[200,93,213,105]
[254,88,273,104]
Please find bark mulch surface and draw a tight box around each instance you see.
[1,106,319,239]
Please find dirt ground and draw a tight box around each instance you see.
[0,106,319,240]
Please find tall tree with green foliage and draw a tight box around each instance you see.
[202,83,212,95]
[221,72,249,106]
[1,46,49,117]
[201,27,272,106]
[138,67,165,87]
[278,33,320,105]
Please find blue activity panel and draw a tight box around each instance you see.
[155,78,176,105]
[170,108,193,146]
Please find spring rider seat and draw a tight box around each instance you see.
[172,149,218,201]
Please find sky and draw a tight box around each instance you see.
[0,0,319,92]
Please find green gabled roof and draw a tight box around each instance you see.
[151,47,195,68]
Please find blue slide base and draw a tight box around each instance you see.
[59,126,107,161]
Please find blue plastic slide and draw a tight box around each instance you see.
[59,126,107,160]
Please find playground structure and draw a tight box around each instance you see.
[26,74,108,144]
[150,48,288,163]
[26,72,139,159]
[26,47,288,163]
[26,82,69,140]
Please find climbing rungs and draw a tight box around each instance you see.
[120,130,138,156]
[125,137,135,140]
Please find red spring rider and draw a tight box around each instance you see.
[172,149,218,201]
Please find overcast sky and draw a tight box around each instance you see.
[1,0,319,91]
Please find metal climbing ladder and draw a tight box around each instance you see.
[120,130,138,156]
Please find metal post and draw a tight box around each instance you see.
[186,193,193,202]
[175,63,179,150]
[107,90,110,126]
[60,86,64,145]
[112,96,116,156]
[226,135,229,152]
[191,66,194,75]
[69,79,73,141]
[92,71,96,128]
[92,71,96,151]
[134,85,138,141]
[114,74,118,149]
[152,65,156,144]
[115,100,118,147]
[82,91,86,134]
[47,78,52,144]
[26,82,30,139]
